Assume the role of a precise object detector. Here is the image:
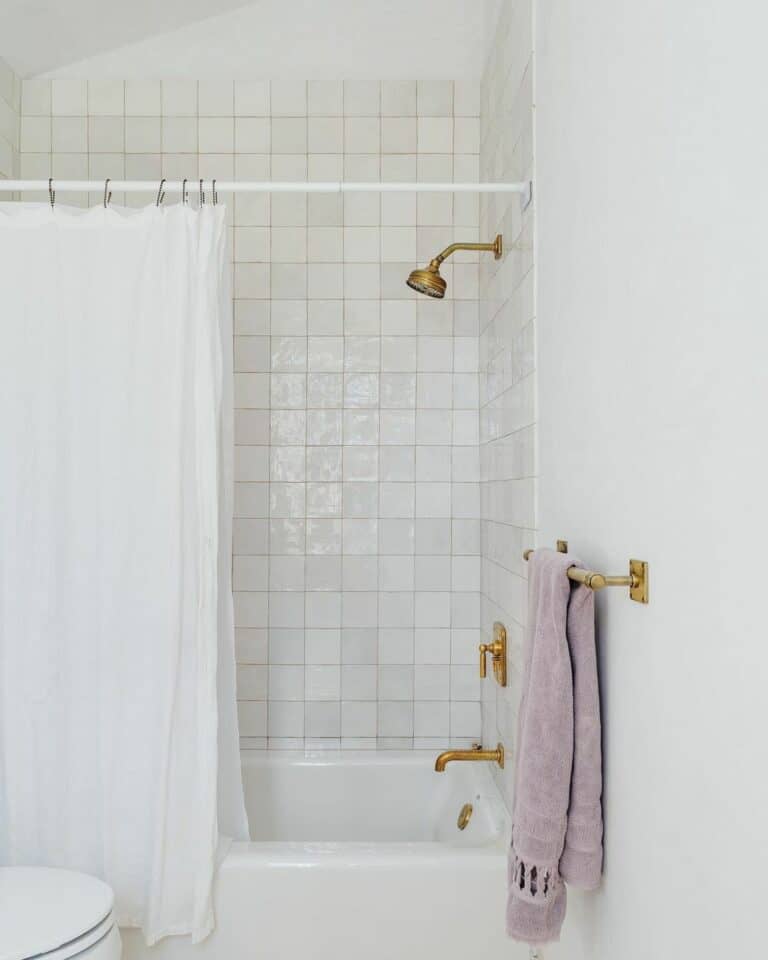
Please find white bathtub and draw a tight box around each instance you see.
[123,751,512,960]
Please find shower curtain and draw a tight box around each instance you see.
[0,202,249,944]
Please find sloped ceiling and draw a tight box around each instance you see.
[0,0,256,76]
[0,0,486,79]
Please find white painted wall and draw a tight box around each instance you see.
[0,0,250,77]
[536,0,768,956]
[32,0,484,80]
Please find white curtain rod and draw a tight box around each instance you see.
[0,179,531,197]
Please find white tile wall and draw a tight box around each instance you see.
[19,76,483,751]
[478,0,536,805]
[0,58,20,182]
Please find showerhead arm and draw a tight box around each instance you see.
[406,234,503,299]
[432,234,503,265]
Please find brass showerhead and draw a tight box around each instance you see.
[406,234,503,299]
[406,261,447,299]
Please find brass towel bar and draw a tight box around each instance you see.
[523,540,649,604]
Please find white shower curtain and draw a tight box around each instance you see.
[0,202,249,944]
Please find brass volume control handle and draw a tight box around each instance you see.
[479,623,507,687]
[479,641,502,677]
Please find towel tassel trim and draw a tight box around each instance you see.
[510,852,560,903]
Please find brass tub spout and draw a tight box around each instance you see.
[434,743,504,772]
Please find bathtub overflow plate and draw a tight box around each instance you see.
[456,802,473,831]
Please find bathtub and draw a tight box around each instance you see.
[122,751,512,960]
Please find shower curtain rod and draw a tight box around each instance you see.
[0,179,532,197]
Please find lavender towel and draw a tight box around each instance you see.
[506,548,604,944]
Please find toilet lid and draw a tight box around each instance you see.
[0,867,114,960]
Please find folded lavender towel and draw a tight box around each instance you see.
[507,548,604,944]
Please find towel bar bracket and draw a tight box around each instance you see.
[628,559,649,603]
[523,543,649,604]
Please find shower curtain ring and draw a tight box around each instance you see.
[212,179,218,205]
[156,178,166,207]
[103,179,112,208]
[199,179,205,205]
[48,178,55,208]
[182,179,188,205]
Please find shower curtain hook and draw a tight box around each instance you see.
[48,178,55,208]
[103,179,112,209]
[182,179,188,205]
[199,179,205,206]
[212,179,218,205]
[156,178,166,207]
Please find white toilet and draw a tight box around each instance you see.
[0,867,121,960]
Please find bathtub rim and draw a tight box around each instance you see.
[223,839,508,867]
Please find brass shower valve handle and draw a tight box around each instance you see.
[479,622,507,687]
[478,642,499,677]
